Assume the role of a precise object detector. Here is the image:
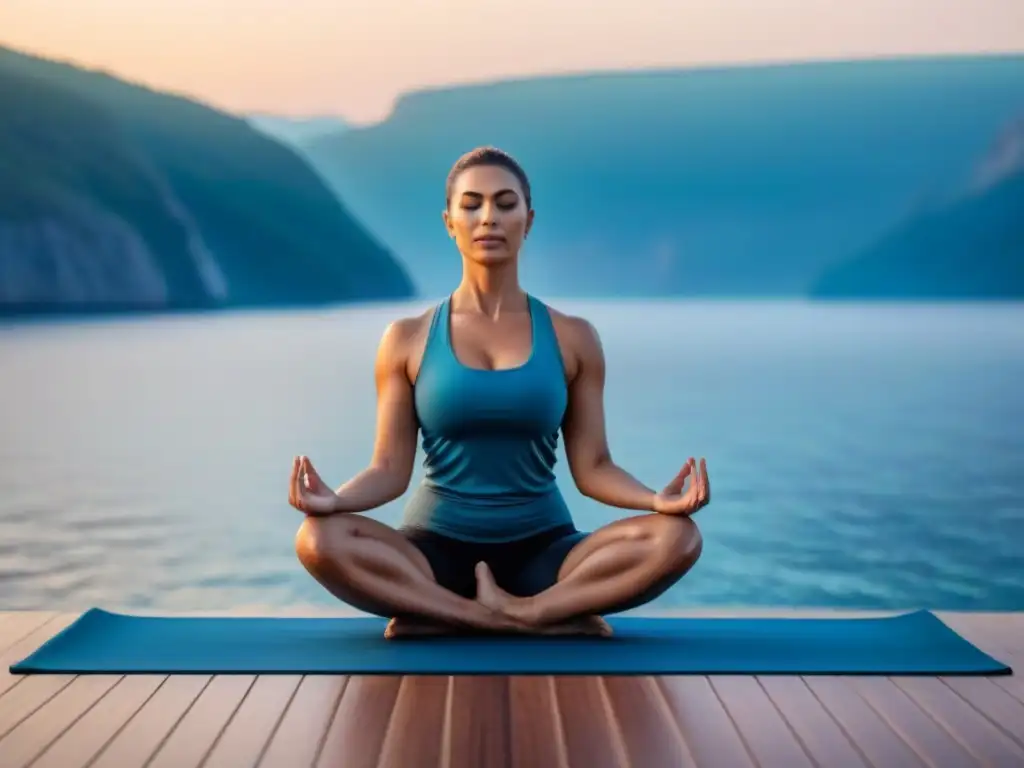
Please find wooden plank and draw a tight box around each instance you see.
[202,675,302,768]
[0,675,76,741]
[803,677,928,767]
[552,676,628,768]
[892,676,1024,765]
[0,613,56,655]
[508,677,568,768]
[710,676,816,767]
[658,677,757,768]
[30,676,166,768]
[0,674,120,768]
[602,676,696,767]
[939,677,1024,748]
[316,675,403,768]
[146,674,255,768]
[257,675,348,768]
[87,675,211,768]
[847,677,980,767]
[375,676,450,768]
[0,614,77,698]
[758,676,869,767]
[940,613,1024,705]
[442,676,511,768]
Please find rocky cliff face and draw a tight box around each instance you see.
[0,46,414,316]
[0,199,168,306]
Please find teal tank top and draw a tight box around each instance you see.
[401,294,575,542]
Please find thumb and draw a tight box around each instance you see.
[662,461,693,495]
[301,456,317,480]
[305,460,329,489]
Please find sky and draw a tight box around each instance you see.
[2,0,1023,124]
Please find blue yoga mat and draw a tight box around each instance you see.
[10,608,1010,676]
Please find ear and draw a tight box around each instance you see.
[442,209,456,238]
[525,208,535,238]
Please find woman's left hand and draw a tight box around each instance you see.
[653,457,710,516]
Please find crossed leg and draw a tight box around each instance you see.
[294,514,520,637]
[475,512,703,630]
[295,511,701,638]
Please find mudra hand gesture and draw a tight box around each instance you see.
[289,455,339,515]
[653,457,710,516]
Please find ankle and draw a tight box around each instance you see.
[505,597,545,627]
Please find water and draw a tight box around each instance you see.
[1,300,1022,613]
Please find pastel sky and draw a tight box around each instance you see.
[2,0,1023,124]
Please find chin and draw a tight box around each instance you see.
[469,248,516,267]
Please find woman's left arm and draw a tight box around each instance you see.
[560,316,710,516]
[560,317,659,511]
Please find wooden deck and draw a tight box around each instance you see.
[0,610,1020,768]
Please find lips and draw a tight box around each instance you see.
[474,235,506,243]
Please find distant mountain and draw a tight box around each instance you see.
[811,119,1024,299]
[0,46,413,316]
[247,114,350,147]
[969,116,1024,192]
[302,56,1024,298]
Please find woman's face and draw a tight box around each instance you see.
[443,164,533,267]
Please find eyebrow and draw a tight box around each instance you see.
[460,189,519,198]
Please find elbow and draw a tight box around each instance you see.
[571,454,612,500]
[369,461,413,502]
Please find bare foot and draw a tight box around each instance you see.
[384,617,456,639]
[474,562,613,637]
[532,616,614,637]
[474,561,514,614]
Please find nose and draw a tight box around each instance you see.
[479,200,499,225]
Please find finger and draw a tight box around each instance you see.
[289,456,301,508]
[663,462,692,495]
[296,456,311,512]
[661,465,690,496]
[304,457,325,490]
[700,458,710,503]
[295,457,309,509]
[302,456,317,496]
[694,457,705,504]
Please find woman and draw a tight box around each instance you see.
[289,146,710,638]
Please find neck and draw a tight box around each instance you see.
[452,257,526,318]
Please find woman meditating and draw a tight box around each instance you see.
[289,146,710,638]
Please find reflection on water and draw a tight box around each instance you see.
[1,300,1023,612]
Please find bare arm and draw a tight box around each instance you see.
[561,318,658,512]
[329,319,420,513]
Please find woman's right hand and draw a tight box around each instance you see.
[289,455,340,515]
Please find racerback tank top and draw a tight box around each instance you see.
[401,294,575,542]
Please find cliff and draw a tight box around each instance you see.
[0,46,414,316]
[811,119,1024,299]
[301,55,1024,298]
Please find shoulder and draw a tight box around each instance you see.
[545,304,603,354]
[381,308,433,348]
[377,306,436,373]
[542,303,605,381]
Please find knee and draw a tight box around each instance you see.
[653,515,703,576]
[295,515,356,574]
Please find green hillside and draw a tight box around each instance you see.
[0,46,414,315]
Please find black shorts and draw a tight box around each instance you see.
[401,524,589,598]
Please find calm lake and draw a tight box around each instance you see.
[1,299,1022,613]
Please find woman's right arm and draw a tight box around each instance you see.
[328,318,421,514]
